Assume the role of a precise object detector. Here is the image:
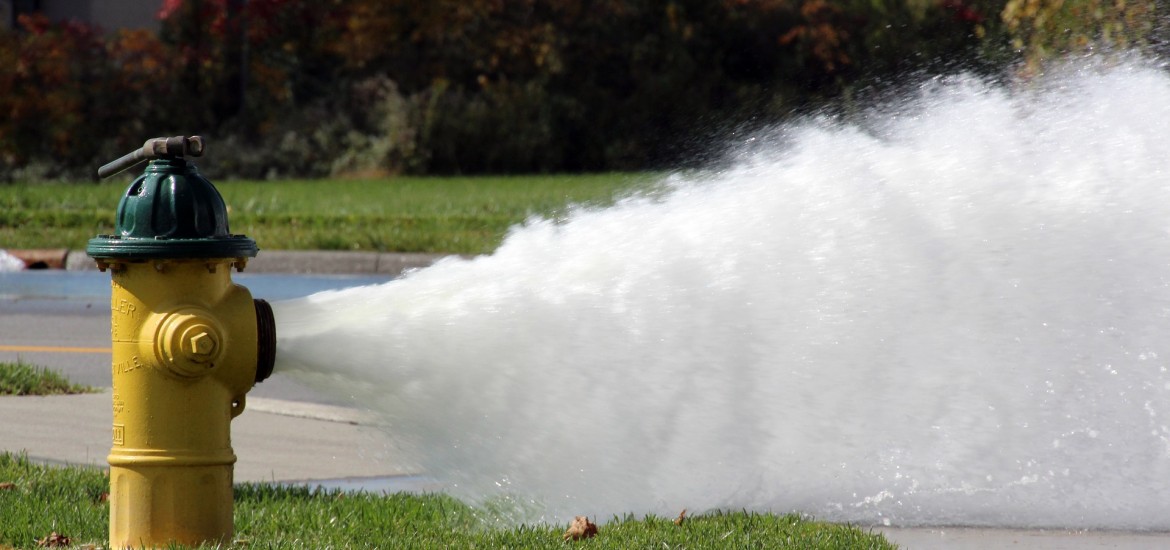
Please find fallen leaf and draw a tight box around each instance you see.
[563,516,598,541]
[674,508,687,525]
[0,482,15,490]
[36,532,70,547]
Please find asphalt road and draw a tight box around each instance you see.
[0,265,407,404]
[0,298,109,388]
[0,298,344,404]
[0,250,447,401]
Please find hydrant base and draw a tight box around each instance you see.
[110,464,234,549]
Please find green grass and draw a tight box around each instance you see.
[0,454,108,549]
[0,453,896,549]
[0,361,95,396]
[0,174,661,254]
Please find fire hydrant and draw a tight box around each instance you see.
[87,136,277,548]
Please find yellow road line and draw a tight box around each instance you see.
[0,345,111,354]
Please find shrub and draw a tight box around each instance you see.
[0,15,186,181]
[0,15,108,180]
[16,0,1155,179]
[1002,0,1158,74]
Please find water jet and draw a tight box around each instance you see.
[273,60,1170,530]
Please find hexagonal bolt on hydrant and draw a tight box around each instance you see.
[88,136,277,549]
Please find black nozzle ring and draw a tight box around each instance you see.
[254,299,277,384]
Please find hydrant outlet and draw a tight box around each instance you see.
[255,298,276,384]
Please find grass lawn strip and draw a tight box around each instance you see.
[0,174,663,254]
[0,454,895,548]
[0,361,95,396]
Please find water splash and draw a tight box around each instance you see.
[273,59,1170,529]
[0,250,25,272]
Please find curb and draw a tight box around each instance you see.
[246,397,381,425]
[7,249,69,269]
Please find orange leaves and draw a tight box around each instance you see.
[0,13,106,163]
[333,0,563,86]
[332,2,395,69]
[562,516,598,541]
[107,30,176,90]
[15,13,52,35]
[779,0,852,73]
[35,532,70,548]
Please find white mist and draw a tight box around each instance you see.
[273,60,1170,529]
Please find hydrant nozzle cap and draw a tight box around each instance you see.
[86,157,257,260]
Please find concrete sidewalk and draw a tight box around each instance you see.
[873,527,1169,549]
[0,390,408,483]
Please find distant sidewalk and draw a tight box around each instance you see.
[5,249,456,276]
[0,390,407,482]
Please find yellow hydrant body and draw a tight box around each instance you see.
[106,259,258,546]
[89,148,275,549]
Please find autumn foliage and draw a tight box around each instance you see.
[0,0,1161,180]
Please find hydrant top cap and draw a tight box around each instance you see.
[86,158,258,260]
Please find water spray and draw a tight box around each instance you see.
[274,61,1170,530]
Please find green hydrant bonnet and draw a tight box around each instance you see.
[86,158,258,259]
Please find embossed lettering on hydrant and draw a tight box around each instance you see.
[116,299,138,318]
[114,356,145,374]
